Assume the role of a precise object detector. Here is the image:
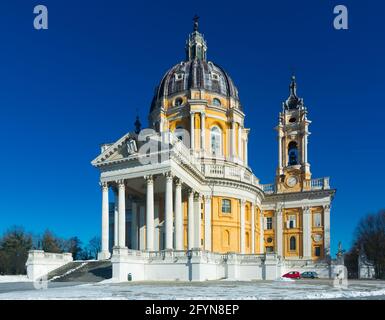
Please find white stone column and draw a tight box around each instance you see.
[190,112,195,151]
[204,195,212,251]
[259,209,264,253]
[244,139,248,167]
[118,180,126,248]
[238,123,242,161]
[276,209,283,257]
[231,120,236,159]
[131,201,138,250]
[304,128,309,164]
[240,200,246,254]
[187,189,194,250]
[278,127,284,174]
[251,203,255,254]
[98,182,110,260]
[164,172,173,250]
[113,188,119,247]
[139,205,145,250]
[324,205,331,257]
[154,202,160,250]
[303,207,312,259]
[193,193,202,248]
[200,112,206,152]
[145,175,154,251]
[174,178,183,250]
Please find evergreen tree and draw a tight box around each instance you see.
[0,226,32,275]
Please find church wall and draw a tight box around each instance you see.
[311,206,324,260]
[283,208,303,258]
[262,210,275,253]
[212,196,241,253]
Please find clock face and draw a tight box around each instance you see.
[287,176,298,187]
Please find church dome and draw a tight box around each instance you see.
[150,60,239,112]
[150,16,240,112]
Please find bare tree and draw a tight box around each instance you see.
[353,210,385,279]
[88,236,101,259]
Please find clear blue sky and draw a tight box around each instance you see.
[0,0,384,255]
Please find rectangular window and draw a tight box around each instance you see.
[286,215,296,229]
[266,246,274,253]
[221,199,231,214]
[315,246,321,257]
[266,217,273,230]
[313,213,322,227]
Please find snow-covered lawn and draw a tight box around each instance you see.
[0,279,385,300]
[0,275,31,283]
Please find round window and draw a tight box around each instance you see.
[175,97,183,106]
[213,98,221,106]
[267,237,273,243]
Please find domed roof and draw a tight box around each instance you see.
[284,75,304,110]
[150,59,239,112]
[150,16,240,112]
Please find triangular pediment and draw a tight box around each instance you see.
[91,131,135,166]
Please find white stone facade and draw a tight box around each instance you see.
[26,250,73,280]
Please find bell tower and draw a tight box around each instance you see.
[275,76,311,192]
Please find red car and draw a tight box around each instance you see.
[282,271,301,279]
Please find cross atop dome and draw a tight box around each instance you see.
[185,15,207,61]
[193,14,199,32]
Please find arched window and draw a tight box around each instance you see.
[213,98,221,106]
[210,126,222,155]
[289,236,296,251]
[288,141,299,165]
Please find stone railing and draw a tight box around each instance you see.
[308,177,330,190]
[201,162,259,186]
[261,183,276,194]
[261,177,331,195]
[226,252,265,263]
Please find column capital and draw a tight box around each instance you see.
[275,208,283,216]
[116,179,125,187]
[240,199,246,206]
[144,175,154,184]
[187,188,194,196]
[164,171,173,180]
[302,206,311,213]
[193,192,201,201]
[323,204,331,210]
[174,177,182,186]
[203,194,212,202]
[100,181,108,189]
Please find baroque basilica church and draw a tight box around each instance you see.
[91,18,336,281]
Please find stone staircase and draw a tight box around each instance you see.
[47,260,112,282]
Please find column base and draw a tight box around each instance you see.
[97,251,111,260]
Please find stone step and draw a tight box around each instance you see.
[49,260,112,282]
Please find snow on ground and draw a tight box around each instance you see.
[0,275,31,283]
[0,280,385,300]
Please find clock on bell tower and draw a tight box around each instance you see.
[275,75,312,192]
